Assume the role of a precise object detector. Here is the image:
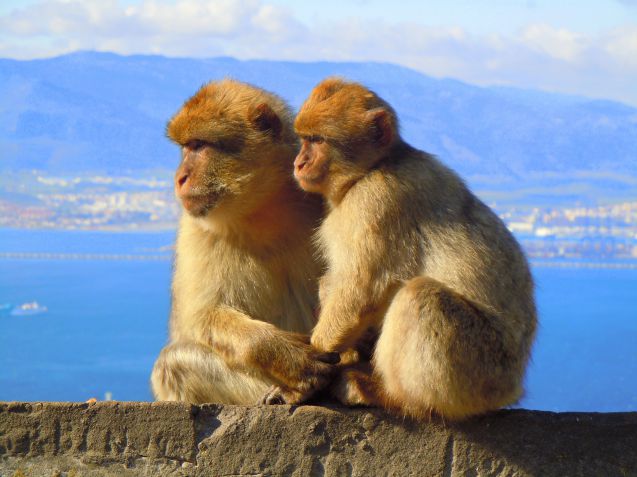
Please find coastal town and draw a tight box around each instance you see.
[1,172,636,262]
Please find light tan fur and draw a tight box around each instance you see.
[151,79,335,405]
[288,77,537,420]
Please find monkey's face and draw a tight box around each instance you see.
[174,139,238,217]
[293,117,395,201]
[293,132,390,200]
[293,136,332,194]
[174,133,285,218]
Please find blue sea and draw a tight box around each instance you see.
[1,229,636,412]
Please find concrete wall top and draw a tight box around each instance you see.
[1,402,636,476]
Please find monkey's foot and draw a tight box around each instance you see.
[330,365,381,407]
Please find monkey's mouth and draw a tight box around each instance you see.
[294,163,328,190]
[178,192,219,217]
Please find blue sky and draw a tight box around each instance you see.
[1,0,636,105]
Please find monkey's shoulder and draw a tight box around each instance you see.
[337,151,456,221]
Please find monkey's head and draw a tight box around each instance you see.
[167,79,296,219]
[293,78,399,200]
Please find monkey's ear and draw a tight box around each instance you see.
[365,108,393,147]
[248,103,282,138]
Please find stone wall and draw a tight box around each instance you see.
[1,402,636,476]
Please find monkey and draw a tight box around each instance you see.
[263,77,537,420]
[150,79,339,405]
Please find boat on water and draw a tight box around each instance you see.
[10,301,48,316]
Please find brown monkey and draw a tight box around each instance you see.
[276,78,537,420]
[151,79,338,405]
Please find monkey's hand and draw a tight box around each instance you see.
[310,318,355,354]
[310,299,377,354]
[255,332,339,405]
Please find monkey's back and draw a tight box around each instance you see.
[326,149,536,357]
[401,152,536,354]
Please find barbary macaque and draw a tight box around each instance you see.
[278,78,537,420]
[151,79,338,404]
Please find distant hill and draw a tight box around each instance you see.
[1,51,635,204]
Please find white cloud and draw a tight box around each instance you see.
[133,0,258,36]
[604,25,637,68]
[0,0,636,105]
[520,24,585,62]
[0,0,262,37]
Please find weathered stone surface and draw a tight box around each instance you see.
[1,402,636,476]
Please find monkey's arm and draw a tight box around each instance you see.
[311,244,397,354]
[311,283,386,353]
[189,305,337,398]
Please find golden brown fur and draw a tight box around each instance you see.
[285,77,537,420]
[151,79,336,405]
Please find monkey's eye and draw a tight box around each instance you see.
[308,135,325,144]
[210,139,232,153]
[186,140,206,151]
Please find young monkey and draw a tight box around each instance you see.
[277,78,537,420]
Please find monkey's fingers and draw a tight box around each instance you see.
[259,385,286,405]
[315,351,340,365]
[259,385,307,405]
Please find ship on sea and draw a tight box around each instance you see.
[10,301,48,316]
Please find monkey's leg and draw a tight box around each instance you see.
[324,328,383,407]
[151,341,271,404]
[374,276,524,420]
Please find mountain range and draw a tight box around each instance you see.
[1,51,635,205]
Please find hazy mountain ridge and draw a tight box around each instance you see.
[1,51,636,203]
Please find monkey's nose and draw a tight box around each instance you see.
[176,173,189,190]
[294,156,308,171]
